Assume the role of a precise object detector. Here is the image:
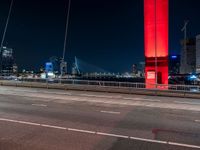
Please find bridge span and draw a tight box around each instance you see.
[0,86,199,150]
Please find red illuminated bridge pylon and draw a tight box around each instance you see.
[144,0,169,89]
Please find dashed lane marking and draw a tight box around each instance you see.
[32,104,47,107]
[80,94,121,99]
[123,97,161,102]
[174,101,200,105]
[100,110,121,114]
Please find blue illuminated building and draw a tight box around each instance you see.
[45,62,53,73]
[169,55,180,74]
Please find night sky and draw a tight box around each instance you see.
[0,0,200,72]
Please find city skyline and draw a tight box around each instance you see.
[1,0,200,72]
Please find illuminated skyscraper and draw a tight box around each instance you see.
[144,0,169,88]
[196,35,200,73]
[0,47,14,76]
[180,38,196,74]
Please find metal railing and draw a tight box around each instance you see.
[0,77,200,93]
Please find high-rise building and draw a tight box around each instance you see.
[13,63,18,74]
[196,35,200,73]
[72,63,78,76]
[45,62,54,73]
[180,39,196,74]
[132,64,138,74]
[139,61,145,75]
[49,56,60,73]
[0,47,14,76]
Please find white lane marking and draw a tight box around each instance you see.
[0,118,41,126]
[32,104,47,107]
[130,137,167,144]
[41,124,66,130]
[142,99,161,102]
[0,118,200,149]
[123,97,161,102]
[68,128,95,134]
[80,94,115,98]
[100,110,121,114]
[195,120,200,123]
[123,97,142,100]
[42,92,72,96]
[174,101,200,105]
[2,90,200,112]
[96,132,129,139]
[9,89,72,96]
[168,142,200,149]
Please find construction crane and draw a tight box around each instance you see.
[181,20,189,41]
[181,20,189,74]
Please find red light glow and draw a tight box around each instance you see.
[144,0,169,88]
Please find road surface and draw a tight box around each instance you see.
[0,86,200,150]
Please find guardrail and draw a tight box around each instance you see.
[1,77,200,93]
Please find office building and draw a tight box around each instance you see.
[169,55,180,74]
[0,47,14,76]
[196,35,200,73]
[180,39,196,74]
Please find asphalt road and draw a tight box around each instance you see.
[0,86,200,150]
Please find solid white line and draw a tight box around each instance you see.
[32,104,47,107]
[168,142,200,149]
[0,118,200,149]
[0,118,41,126]
[130,137,167,144]
[100,110,121,114]
[174,101,200,105]
[41,124,66,130]
[68,128,95,134]
[96,132,129,139]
